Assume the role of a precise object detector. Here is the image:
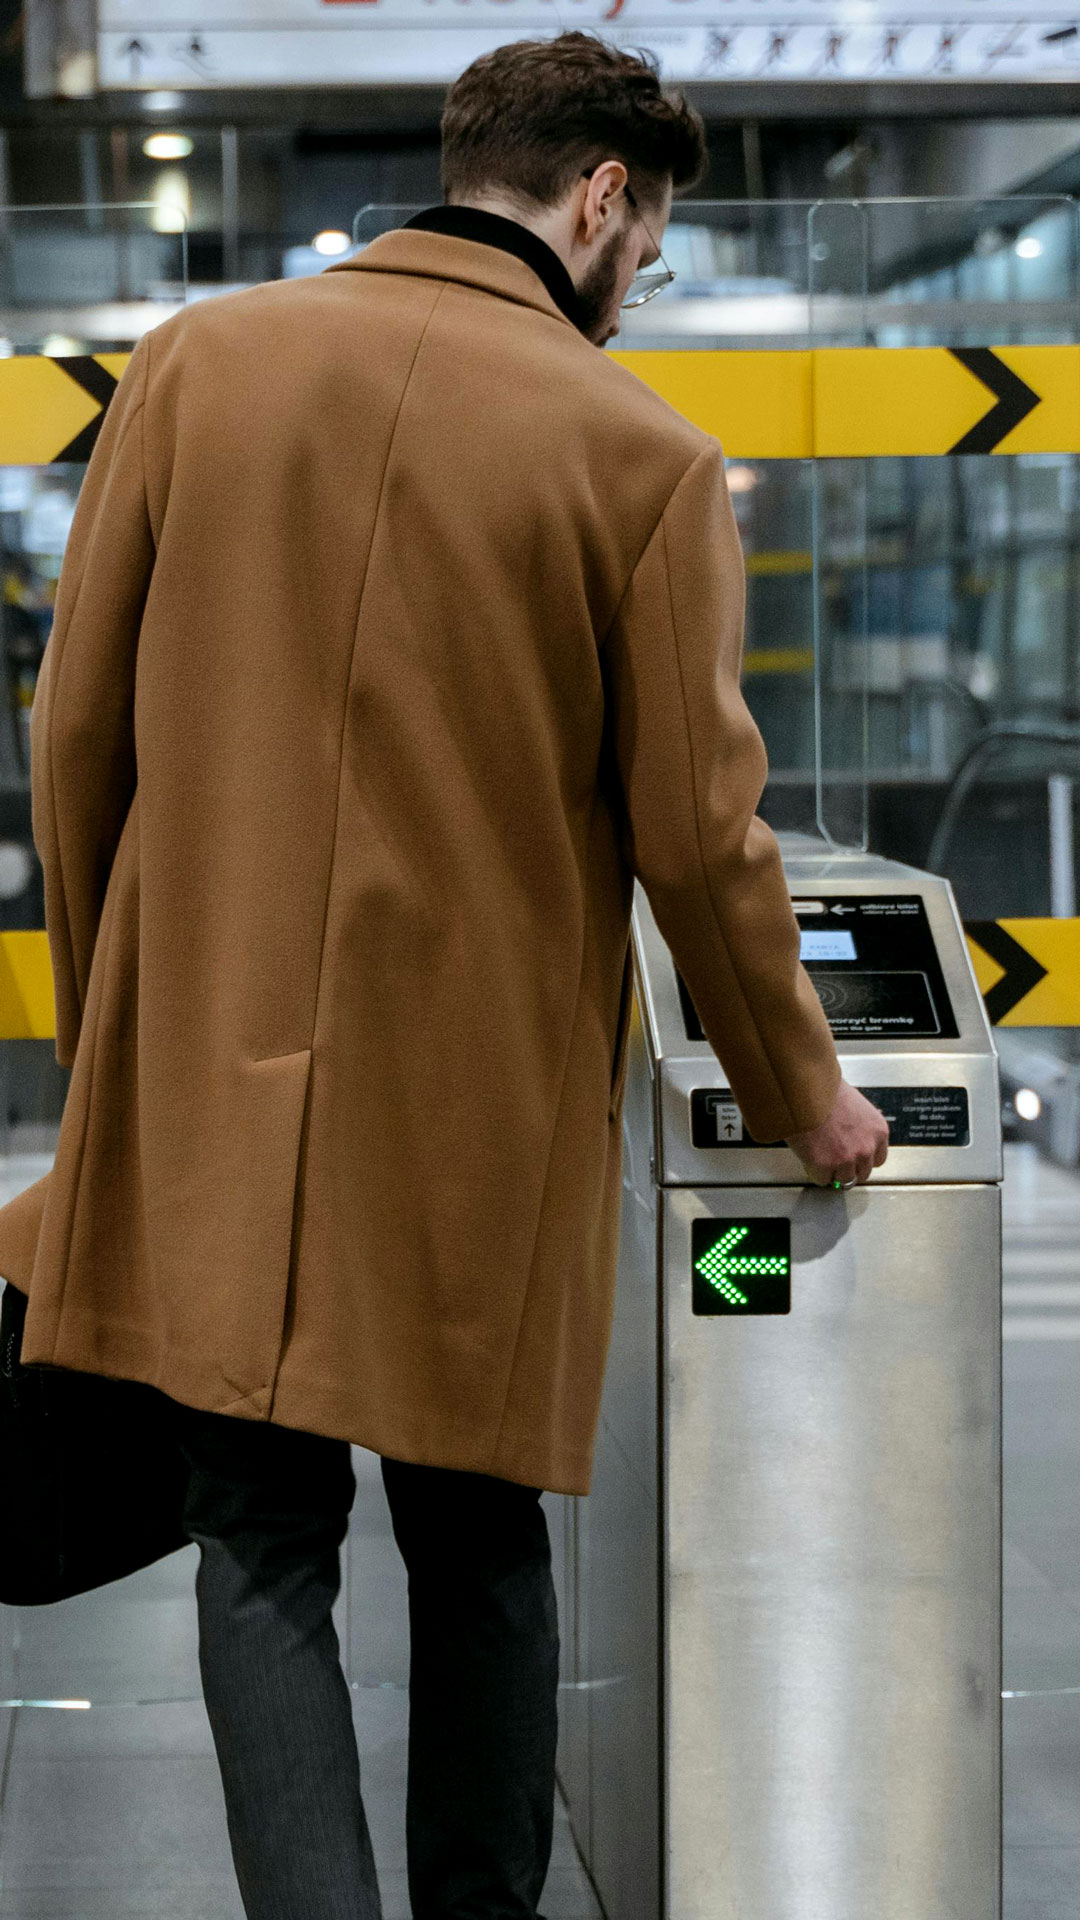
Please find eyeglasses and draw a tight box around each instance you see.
[580,168,676,309]
[621,186,676,308]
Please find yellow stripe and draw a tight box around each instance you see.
[7,920,1080,1038]
[614,349,812,460]
[0,346,1078,465]
[611,344,1080,460]
[0,931,56,1038]
[743,647,815,674]
[746,551,814,576]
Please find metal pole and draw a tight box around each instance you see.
[109,127,132,303]
[1048,773,1077,918]
[24,0,96,98]
[0,133,11,255]
[221,127,241,285]
[741,123,765,202]
[78,130,104,233]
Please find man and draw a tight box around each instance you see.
[0,31,887,1920]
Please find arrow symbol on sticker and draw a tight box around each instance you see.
[948,348,1041,454]
[694,1225,790,1308]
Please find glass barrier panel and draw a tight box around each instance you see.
[354,198,862,848]
[812,197,1080,1727]
[0,204,191,1711]
[806,194,1080,853]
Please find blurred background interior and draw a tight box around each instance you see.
[2,5,1080,1917]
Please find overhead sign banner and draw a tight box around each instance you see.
[9,345,1080,467]
[98,0,1080,86]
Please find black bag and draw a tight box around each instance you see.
[0,1279,192,1606]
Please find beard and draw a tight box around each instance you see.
[574,225,626,344]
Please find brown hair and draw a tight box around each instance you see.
[441,32,706,210]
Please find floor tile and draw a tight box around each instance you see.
[9,1699,216,1761]
[0,1752,240,1891]
[1004,1538,1059,1594]
[0,1689,597,1918]
[1005,1847,1080,1920]
[0,1901,243,1919]
[1004,1692,1080,1849]
[1004,1587,1080,1695]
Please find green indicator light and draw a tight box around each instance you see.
[691,1218,792,1317]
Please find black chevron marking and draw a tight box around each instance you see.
[948,348,1041,455]
[966,919,1048,1024]
[54,356,120,463]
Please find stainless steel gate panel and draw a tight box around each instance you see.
[633,848,1002,1190]
[554,844,1003,1920]
[556,996,660,1910]
[665,1182,1001,1920]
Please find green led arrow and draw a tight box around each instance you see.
[694,1225,790,1308]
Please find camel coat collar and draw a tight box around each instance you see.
[323,225,582,334]
[403,206,585,329]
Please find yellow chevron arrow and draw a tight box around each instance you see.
[966,919,1080,1026]
[814,345,1080,458]
[0,358,110,465]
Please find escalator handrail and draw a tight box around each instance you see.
[926,720,1080,877]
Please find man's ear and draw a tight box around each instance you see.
[580,159,629,244]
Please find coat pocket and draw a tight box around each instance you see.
[608,941,635,1120]
[136,1044,315,1413]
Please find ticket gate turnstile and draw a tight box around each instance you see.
[548,842,1002,1920]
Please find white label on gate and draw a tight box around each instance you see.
[708,1098,743,1143]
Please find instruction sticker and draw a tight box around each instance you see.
[861,1086,970,1146]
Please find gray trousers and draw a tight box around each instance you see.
[171,1403,560,1920]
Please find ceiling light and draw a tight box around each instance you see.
[312,229,351,257]
[0,842,33,901]
[725,465,758,494]
[1015,236,1044,260]
[143,133,194,161]
[973,227,1005,257]
[58,52,96,98]
[151,168,191,235]
[823,136,875,181]
[1014,1087,1042,1121]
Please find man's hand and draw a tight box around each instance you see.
[786,1081,890,1189]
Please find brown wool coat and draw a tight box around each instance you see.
[0,230,841,1495]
